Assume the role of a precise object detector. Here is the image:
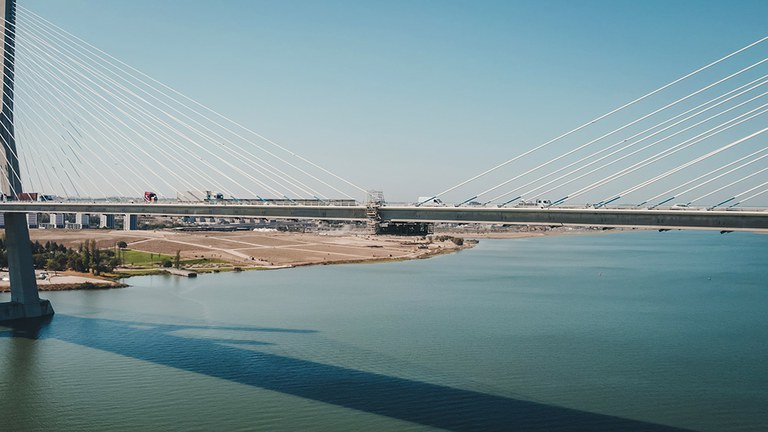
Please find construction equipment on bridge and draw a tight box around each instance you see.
[367,191,434,235]
[366,190,384,234]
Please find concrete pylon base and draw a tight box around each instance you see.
[0,299,54,322]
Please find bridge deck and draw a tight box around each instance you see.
[0,202,767,231]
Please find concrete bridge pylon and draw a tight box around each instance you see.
[0,0,54,321]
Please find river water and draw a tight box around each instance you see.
[1,230,767,431]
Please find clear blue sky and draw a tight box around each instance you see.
[22,0,768,204]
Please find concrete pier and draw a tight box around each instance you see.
[49,212,64,228]
[76,212,89,227]
[26,212,37,228]
[100,214,115,229]
[124,214,138,231]
[0,213,54,320]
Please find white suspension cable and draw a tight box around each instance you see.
[16,21,324,200]
[643,146,768,208]
[489,73,768,205]
[15,49,193,198]
[13,105,59,195]
[728,182,768,207]
[12,66,133,199]
[12,39,188,197]
[528,90,768,205]
[5,34,126,199]
[688,165,768,205]
[18,7,367,199]
[601,124,768,204]
[465,57,768,206]
[555,107,768,206]
[16,30,251,199]
[15,16,329,200]
[14,121,48,193]
[16,35,252,200]
[13,90,113,199]
[3,17,145,198]
[416,35,768,205]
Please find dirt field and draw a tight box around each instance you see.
[28,229,470,268]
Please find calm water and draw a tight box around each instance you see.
[1,230,767,431]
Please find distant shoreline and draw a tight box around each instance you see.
[2,230,478,292]
[0,226,617,293]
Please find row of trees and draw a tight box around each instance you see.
[0,239,119,275]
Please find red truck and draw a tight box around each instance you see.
[18,192,38,201]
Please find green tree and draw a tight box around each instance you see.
[91,240,102,275]
[81,241,91,272]
[109,257,120,270]
[174,250,181,269]
[0,238,122,274]
[45,256,66,271]
[68,255,86,273]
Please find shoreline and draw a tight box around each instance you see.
[0,271,127,293]
[1,226,609,292]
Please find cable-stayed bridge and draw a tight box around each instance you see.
[1,0,767,320]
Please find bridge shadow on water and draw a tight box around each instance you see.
[2,315,696,432]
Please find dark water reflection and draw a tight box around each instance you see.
[3,315,692,432]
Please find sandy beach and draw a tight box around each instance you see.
[0,270,122,292]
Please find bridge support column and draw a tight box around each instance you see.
[76,212,89,228]
[49,212,64,228]
[26,212,38,228]
[0,213,54,321]
[124,214,138,231]
[100,214,115,229]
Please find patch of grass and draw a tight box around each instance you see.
[120,249,173,267]
[119,250,229,269]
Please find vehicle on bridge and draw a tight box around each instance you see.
[516,199,552,208]
[18,192,38,201]
[144,191,158,203]
[670,203,703,210]
[417,196,445,207]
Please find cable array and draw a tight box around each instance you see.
[424,37,768,209]
[2,6,766,209]
[0,6,366,203]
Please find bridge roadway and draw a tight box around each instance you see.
[1,202,768,231]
